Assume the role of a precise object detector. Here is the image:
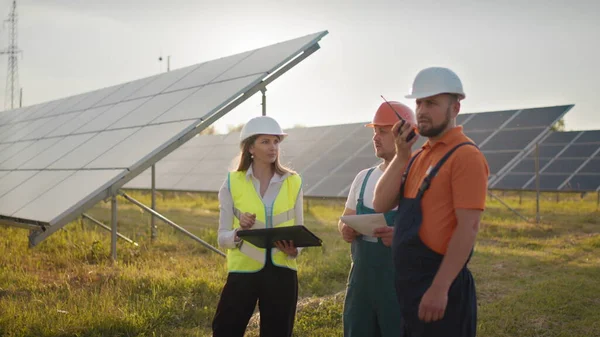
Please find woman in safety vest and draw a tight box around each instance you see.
[211,115,304,337]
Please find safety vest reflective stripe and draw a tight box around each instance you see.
[272,208,295,227]
[239,240,265,263]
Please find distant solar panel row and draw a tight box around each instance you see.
[491,130,600,191]
[125,105,574,197]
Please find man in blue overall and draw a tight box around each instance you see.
[338,101,417,337]
[374,67,490,337]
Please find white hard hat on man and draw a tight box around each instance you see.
[405,67,466,100]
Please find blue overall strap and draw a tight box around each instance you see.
[400,149,425,199]
[416,142,478,199]
[357,167,375,205]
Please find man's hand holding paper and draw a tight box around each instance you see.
[339,213,389,243]
[340,223,359,243]
[373,226,394,246]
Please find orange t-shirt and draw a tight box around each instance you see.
[402,126,489,255]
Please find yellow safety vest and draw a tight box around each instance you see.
[227,171,302,272]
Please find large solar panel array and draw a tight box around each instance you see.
[491,130,600,191]
[125,105,573,197]
[0,31,328,244]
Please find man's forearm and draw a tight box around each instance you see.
[373,154,409,212]
[430,223,478,291]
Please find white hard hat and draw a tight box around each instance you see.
[240,116,287,143]
[405,67,466,100]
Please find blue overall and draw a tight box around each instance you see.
[343,167,404,337]
[392,142,478,337]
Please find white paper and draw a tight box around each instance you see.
[340,213,388,238]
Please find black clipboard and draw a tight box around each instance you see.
[236,225,322,249]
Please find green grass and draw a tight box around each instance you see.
[0,190,599,336]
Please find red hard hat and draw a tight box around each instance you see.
[365,101,416,128]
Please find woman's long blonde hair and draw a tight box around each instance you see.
[236,135,296,176]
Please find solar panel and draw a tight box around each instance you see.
[560,144,598,158]
[0,30,329,244]
[578,158,600,173]
[48,129,140,169]
[544,159,587,173]
[483,152,523,175]
[543,131,580,144]
[94,76,157,106]
[281,139,315,158]
[1,119,49,142]
[309,174,358,197]
[574,130,600,143]
[533,144,567,158]
[562,175,600,191]
[494,173,535,189]
[503,106,569,129]
[492,129,600,191]
[455,114,471,126]
[463,130,494,145]
[462,110,518,131]
[480,129,543,151]
[302,123,370,195]
[511,159,551,173]
[8,170,125,223]
[482,105,573,184]
[524,174,571,190]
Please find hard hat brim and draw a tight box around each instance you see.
[364,123,395,128]
[405,91,466,100]
[240,133,287,143]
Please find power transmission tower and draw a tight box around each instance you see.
[0,0,22,110]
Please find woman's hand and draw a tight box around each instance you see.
[275,240,298,257]
[239,212,256,229]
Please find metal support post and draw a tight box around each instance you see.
[120,192,225,257]
[111,195,118,261]
[151,164,157,242]
[82,213,138,246]
[488,191,530,223]
[535,143,541,223]
[261,88,267,116]
[519,190,522,205]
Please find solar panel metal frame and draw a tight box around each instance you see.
[0,31,328,246]
[490,129,600,191]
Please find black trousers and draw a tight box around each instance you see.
[212,262,298,337]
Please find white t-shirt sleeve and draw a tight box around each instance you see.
[344,169,369,211]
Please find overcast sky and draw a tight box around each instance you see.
[2,0,599,133]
